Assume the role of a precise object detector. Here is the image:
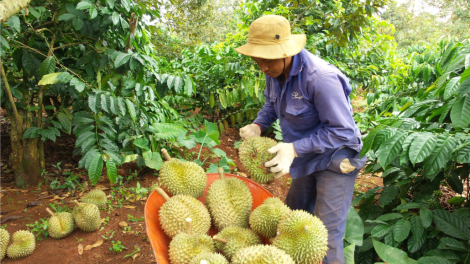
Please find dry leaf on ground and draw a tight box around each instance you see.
[84,239,104,250]
[124,206,135,209]
[78,244,83,255]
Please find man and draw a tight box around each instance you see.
[235,15,366,264]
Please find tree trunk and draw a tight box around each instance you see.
[6,108,41,187]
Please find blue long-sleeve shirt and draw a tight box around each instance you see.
[253,49,365,179]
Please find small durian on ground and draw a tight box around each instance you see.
[272,210,328,264]
[231,244,295,264]
[0,228,10,260]
[249,197,291,238]
[239,136,277,183]
[72,200,101,232]
[206,168,252,230]
[168,218,216,264]
[189,252,229,264]
[46,208,75,239]
[159,149,207,198]
[81,189,107,209]
[6,230,35,259]
[157,188,211,238]
[213,226,262,261]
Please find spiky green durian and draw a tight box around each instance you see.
[169,218,216,264]
[272,210,328,264]
[149,182,159,194]
[232,245,295,264]
[157,188,211,238]
[81,189,107,209]
[239,137,277,183]
[0,228,10,260]
[159,149,207,198]
[45,208,75,239]
[189,252,229,264]
[249,197,291,238]
[6,230,35,259]
[206,168,252,230]
[213,226,262,261]
[72,201,101,232]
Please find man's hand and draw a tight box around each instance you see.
[265,143,297,179]
[239,124,261,140]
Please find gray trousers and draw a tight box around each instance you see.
[285,168,358,264]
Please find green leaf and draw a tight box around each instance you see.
[218,90,227,109]
[167,75,175,90]
[409,133,437,165]
[184,76,193,97]
[373,239,418,264]
[400,133,418,165]
[23,127,40,139]
[125,99,136,122]
[134,138,149,150]
[361,126,384,157]
[177,133,196,149]
[457,76,470,95]
[121,0,131,12]
[393,218,411,242]
[70,77,85,93]
[173,76,183,93]
[377,213,403,222]
[393,202,424,211]
[57,72,73,84]
[76,1,94,10]
[344,242,355,264]
[407,233,426,253]
[378,130,408,169]
[344,207,364,246]
[420,208,433,228]
[211,148,226,158]
[106,159,117,184]
[450,95,470,128]
[417,256,452,264]
[117,97,126,115]
[38,73,60,85]
[106,0,115,9]
[75,131,95,148]
[109,96,119,115]
[205,120,220,145]
[444,77,460,100]
[39,56,56,77]
[461,66,470,83]
[380,185,399,207]
[58,13,76,21]
[101,94,110,113]
[112,12,120,25]
[0,35,9,50]
[423,133,456,176]
[150,123,187,140]
[114,53,131,68]
[88,153,104,185]
[410,215,424,239]
[88,94,99,113]
[371,224,391,238]
[57,113,71,134]
[439,98,456,125]
[456,145,470,163]
[432,209,470,240]
[143,151,163,170]
[72,18,84,30]
[438,237,468,251]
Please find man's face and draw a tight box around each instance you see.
[251,57,285,78]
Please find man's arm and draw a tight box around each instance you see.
[253,86,278,131]
[293,73,357,156]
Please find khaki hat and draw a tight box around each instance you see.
[235,15,306,60]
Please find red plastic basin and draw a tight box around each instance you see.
[144,173,274,264]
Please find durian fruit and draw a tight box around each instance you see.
[239,137,277,183]
[81,189,107,209]
[6,230,35,259]
[249,197,291,238]
[72,200,101,232]
[231,245,295,264]
[45,208,75,239]
[272,210,328,264]
[169,218,216,264]
[159,149,207,198]
[213,226,262,261]
[157,188,211,238]
[149,182,159,194]
[206,168,252,230]
[0,228,10,260]
[189,252,229,264]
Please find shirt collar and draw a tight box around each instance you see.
[289,49,305,76]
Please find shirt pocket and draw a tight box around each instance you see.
[285,102,319,131]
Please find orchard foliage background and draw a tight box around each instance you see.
[1,0,470,263]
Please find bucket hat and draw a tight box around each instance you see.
[235,15,306,60]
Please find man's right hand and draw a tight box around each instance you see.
[239,124,261,140]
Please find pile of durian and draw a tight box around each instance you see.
[156,146,328,264]
[0,189,106,260]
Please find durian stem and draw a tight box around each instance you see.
[186,218,193,235]
[217,167,225,180]
[213,236,228,243]
[45,208,55,216]
[161,148,172,161]
[304,225,309,233]
[156,188,170,201]
[200,261,208,264]
[73,200,80,207]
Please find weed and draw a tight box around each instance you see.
[127,214,144,223]
[49,203,71,213]
[75,237,83,244]
[50,172,82,192]
[109,240,125,252]
[26,218,50,241]
[124,246,141,259]
[102,230,115,240]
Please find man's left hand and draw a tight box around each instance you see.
[265,143,297,179]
